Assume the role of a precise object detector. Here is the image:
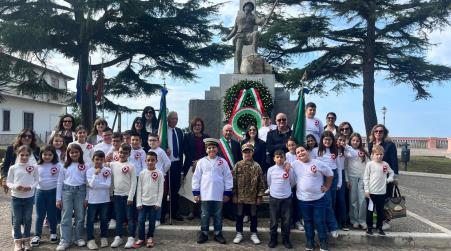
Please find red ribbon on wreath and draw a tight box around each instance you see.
[122,166,129,174]
[26,166,34,174]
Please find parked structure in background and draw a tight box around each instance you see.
[0,55,73,146]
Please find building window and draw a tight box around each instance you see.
[51,77,59,88]
[24,112,34,130]
[3,110,10,131]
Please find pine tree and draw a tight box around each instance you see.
[0,0,231,130]
[260,0,451,136]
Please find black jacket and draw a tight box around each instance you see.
[266,128,292,164]
[182,132,209,174]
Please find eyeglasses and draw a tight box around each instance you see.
[145,111,153,114]
[327,117,336,120]
[340,127,350,131]
[276,118,287,122]
[148,139,157,142]
[63,120,72,123]
[21,134,33,139]
[135,122,142,125]
[248,128,256,132]
[374,130,384,134]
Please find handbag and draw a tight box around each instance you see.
[384,184,407,220]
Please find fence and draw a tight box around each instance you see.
[362,137,449,150]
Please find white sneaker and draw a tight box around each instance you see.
[100,238,108,248]
[264,188,270,195]
[124,237,135,249]
[233,232,243,244]
[50,234,59,243]
[250,233,261,245]
[56,241,70,251]
[87,240,98,250]
[109,219,116,230]
[31,236,41,247]
[76,239,86,247]
[330,230,339,238]
[243,215,249,223]
[155,220,161,227]
[110,236,123,248]
[360,223,368,230]
[295,221,304,231]
[382,222,390,230]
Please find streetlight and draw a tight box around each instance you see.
[381,106,387,125]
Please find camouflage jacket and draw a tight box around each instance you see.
[232,160,266,204]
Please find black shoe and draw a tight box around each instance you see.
[197,232,208,244]
[366,229,373,235]
[378,229,386,236]
[214,234,226,244]
[282,239,293,249]
[187,213,195,220]
[268,237,277,248]
[173,214,184,221]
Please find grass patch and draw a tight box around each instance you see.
[399,156,451,174]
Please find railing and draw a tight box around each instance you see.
[362,137,448,149]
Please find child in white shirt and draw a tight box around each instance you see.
[49,133,66,166]
[68,125,94,166]
[93,129,113,155]
[106,132,123,163]
[7,145,39,251]
[86,151,112,249]
[133,151,164,248]
[129,133,146,177]
[305,102,324,143]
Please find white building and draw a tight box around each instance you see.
[0,54,73,146]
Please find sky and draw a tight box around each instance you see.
[46,0,451,138]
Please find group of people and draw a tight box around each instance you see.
[0,102,399,251]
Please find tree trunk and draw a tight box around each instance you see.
[362,0,378,139]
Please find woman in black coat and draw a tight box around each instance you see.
[241,124,268,173]
[130,116,150,152]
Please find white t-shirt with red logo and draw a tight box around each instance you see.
[292,159,333,201]
[306,117,324,143]
[363,160,394,195]
[311,147,338,170]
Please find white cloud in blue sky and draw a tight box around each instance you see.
[48,1,451,137]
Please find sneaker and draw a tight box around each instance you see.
[264,188,270,195]
[243,215,249,223]
[382,222,390,230]
[305,240,314,251]
[56,241,70,251]
[250,233,261,245]
[146,238,155,248]
[124,237,135,249]
[295,221,304,231]
[378,229,386,236]
[342,224,350,231]
[31,236,41,247]
[330,230,338,238]
[360,223,368,230]
[214,234,226,244]
[197,232,208,244]
[155,220,161,227]
[352,223,360,229]
[76,239,86,247]
[109,219,116,230]
[50,234,59,243]
[100,238,108,248]
[366,229,373,235]
[319,241,329,251]
[233,232,243,244]
[87,240,98,250]
[110,236,123,248]
[132,240,144,248]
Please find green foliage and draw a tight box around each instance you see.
[223,80,273,130]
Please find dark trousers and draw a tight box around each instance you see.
[299,196,328,247]
[114,195,136,237]
[86,203,109,240]
[236,203,257,233]
[269,196,292,239]
[137,206,157,240]
[162,161,182,220]
[12,196,34,239]
[35,188,58,236]
[366,194,385,230]
[291,187,301,223]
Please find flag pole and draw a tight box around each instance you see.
[163,78,173,226]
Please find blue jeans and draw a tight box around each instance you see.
[86,203,109,240]
[137,206,158,240]
[325,169,338,231]
[113,195,136,238]
[200,201,223,235]
[35,188,58,236]
[11,196,34,239]
[60,184,86,242]
[299,196,328,248]
[335,170,347,227]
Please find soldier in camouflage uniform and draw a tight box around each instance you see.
[232,143,266,245]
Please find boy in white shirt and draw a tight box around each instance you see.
[109,144,137,249]
[129,133,146,177]
[86,151,112,250]
[267,150,296,249]
[68,125,94,166]
[363,145,394,236]
[133,151,164,248]
[192,138,233,245]
[106,132,123,163]
[305,102,324,143]
[94,129,113,155]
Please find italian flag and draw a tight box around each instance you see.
[158,88,168,149]
[293,88,307,145]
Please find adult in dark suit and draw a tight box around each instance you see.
[182,117,209,219]
[163,111,184,222]
[241,124,267,173]
[266,113,292,165]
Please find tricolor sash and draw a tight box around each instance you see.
[219,137,236,168]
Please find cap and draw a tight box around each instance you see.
[241,143,254,152]
[203,138,220,147]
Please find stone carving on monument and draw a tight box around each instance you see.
[189,0,295,138]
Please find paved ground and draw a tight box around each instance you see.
[1,172,450,250]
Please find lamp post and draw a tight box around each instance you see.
[381,106,387,125]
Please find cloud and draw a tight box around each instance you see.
[427,26,451,65]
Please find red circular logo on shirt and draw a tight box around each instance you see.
[103,170,111,177]
[283,172,289,179]
[151,171,159,181]
[331,153,337,160]
[122,166,129,173]
[310,165,317,173]
[87,144,93,149]
[217,159,224,166]
[78,164,86,171]
[50,166,58,175]
[113,154,119,161]
[382,165,388,173]
[358,151,365,157]
[135,153,141,159]
[314,120,319,126]
[26,166,34,174]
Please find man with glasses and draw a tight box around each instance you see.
[305,102,324,143]
[258,114,277,142]
[266,113,292,165]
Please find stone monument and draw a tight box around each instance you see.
[189,0,296,138]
